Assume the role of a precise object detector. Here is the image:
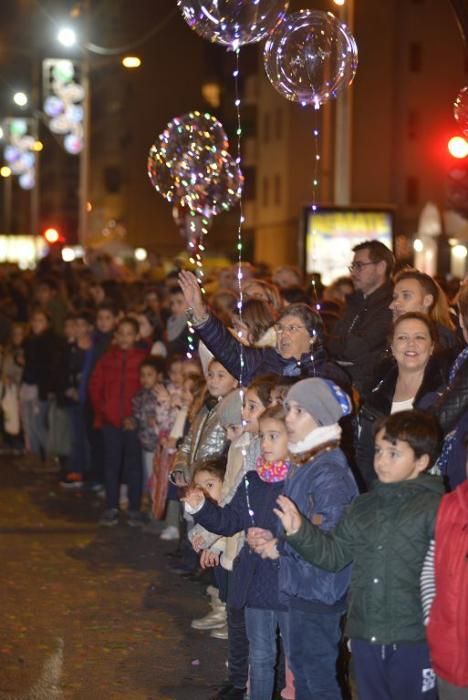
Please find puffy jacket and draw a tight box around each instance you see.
[327,281,394,396]
[280,444,358,609]
[195,313,350,389]
[286,474,445,644]
[172,396,228,480]
[356,355,449,487]
[427,481,468,687]
[89,345,147,428]
[194,471,285,610]
[427,350,468,435]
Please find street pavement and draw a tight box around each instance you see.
[0,456,227,700]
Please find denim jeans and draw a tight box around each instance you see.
[21,396,49,456]
[102,424,142,511]
[66,404,91,474]
[287,605,343,700]
[244,607,290,700]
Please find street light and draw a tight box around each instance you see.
[57,27,77,48]
[122,56,142,69]
[13,92,28,107]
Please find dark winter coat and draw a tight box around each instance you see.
[22,329,66,400]
[327,281,394,396]
[356,355,450,487]
[193,471,285,611]
[286,474,445,644]
[89,344,147,428]
[280,444,358,610]
[195,313,350,388]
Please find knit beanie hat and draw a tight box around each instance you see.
[218,389,243,428]
[285,378,352,426]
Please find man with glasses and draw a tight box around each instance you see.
[328,240,395,398]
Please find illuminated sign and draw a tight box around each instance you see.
[303,207,394,284]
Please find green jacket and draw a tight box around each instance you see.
[286,474,444,645]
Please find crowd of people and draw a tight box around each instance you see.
[0,240,466,700]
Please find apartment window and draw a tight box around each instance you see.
[263,112,271,144]
[407,109,420,141]
[275,109,283,140]
[409,42,422,72]
[406,176,420,206]
[274,174,282,205]
[262,176,270,207]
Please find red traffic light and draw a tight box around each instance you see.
[43,227,60,243]
[448,136,468,159]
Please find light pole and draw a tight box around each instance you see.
[333,0,354,206]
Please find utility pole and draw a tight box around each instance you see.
[334,0,355,206]
[78,0,91,246]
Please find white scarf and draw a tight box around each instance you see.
[288,423,342,455]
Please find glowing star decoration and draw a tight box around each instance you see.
[263,10,358,107]
[147,110,243,217]
[177,0,289,48]
[42,58,84,156]
[454,86,468,137]
[3,119,37,190]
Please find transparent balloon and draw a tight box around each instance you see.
[454,86,468,137]
[148,111,229,204]
[178,0,289,48]
[184,152,243,216]
[264,10,358,107]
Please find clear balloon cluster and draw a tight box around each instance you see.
[148,111,243,218]
[3,119,36,190]
[43,60,84,155]
[454,87,468,138]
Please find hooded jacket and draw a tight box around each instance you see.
[286,473,445,644]
[427,481,468,686]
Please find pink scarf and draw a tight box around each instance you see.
[256,456,290,483]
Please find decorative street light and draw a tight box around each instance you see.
[13,92,28,107]
[57,27,77,48]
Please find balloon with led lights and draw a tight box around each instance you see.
[178,0,289,48]
[194,152,243,217]
[454,86,468,137]
[264,10,358,107]
[147,111,229,206]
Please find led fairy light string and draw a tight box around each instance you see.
[186,208,209,359]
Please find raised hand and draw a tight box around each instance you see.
[273,495,302,536]
[178,270,206,318]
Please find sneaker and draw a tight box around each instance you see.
[159,525,179,541]
[127,510,147,528]
[210,623,229,640]
[59,472,83,489]
[98,509,119,527]
[191,607,227,630]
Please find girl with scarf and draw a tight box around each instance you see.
[184,404,292,700]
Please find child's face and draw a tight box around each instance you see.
[169,361,184,388]
[30,313,49,335]
[64,318,76,341]
[242,388,265,434]
[12,326,24,345]
[206,362,237,399]
[96,309,117,334]
[169,293,187,316]
[138,314,153,339]
[285,400,318,443]
[259,417,289,463]
[374,430,429,483]
[226,424,243,442]
[194,469,223,503]
[116,322,138,350]
[75,318,92,340]
[181,379,195,407]
[140,365,158,390]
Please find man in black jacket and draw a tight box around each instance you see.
[327,240,395,398]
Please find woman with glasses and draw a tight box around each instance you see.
[178,270,349,389]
